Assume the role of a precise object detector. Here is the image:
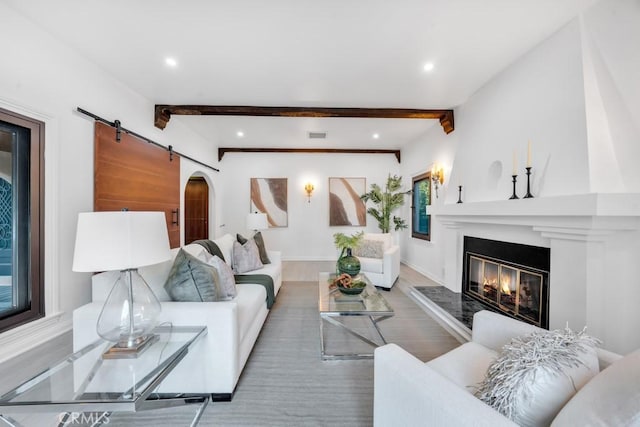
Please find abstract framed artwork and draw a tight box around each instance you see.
[329,177,366,227]
[250,178,288,227]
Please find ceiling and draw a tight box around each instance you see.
[4,0,596,149]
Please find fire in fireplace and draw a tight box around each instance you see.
[463,237,549,328]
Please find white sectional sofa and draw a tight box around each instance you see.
[373,310,638,426]
[72,234,281,400]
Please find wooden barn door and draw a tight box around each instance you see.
[94,121,180,248]
[184,177,209,244]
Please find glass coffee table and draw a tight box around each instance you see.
[318,272,394,360]
[0,325,208,427]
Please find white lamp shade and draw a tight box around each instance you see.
[72,211,171,272]
[246,212,268,231]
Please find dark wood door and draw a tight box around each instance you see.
[184,177,209,244]
[94,121,181,248]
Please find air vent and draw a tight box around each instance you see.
[308,131,327,139]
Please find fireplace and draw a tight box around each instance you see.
[463,236,550,329]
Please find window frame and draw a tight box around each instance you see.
[411,171,431,241]
[0,108,45,333]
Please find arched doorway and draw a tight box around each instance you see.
[184,177,209,244]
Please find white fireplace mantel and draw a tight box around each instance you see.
[430,192,640,354]
[432,192,640,230]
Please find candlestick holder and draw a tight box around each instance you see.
[524,167,534,198]
[509,175,519,200]
[457,185,463,204]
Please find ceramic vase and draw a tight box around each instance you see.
[337,248,361,276]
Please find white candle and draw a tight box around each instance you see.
[512,150,517,175]
[527,140,532,167]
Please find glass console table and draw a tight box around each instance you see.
[0,325,208,427]
[318,272,394,360]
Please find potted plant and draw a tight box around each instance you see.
[360,174,411,233]
[333,231,364,276]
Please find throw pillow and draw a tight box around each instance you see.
[232,239,263,273]
[202,252,237,299]
[237,233,271,264]
[252,231,271,264]
[163,249,222,302]
[213,234,235,267]
[552,348,640,426]
[475,327,600,427]
[353,239,384,259]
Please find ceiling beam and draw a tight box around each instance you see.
[154,105,455,134]
[218,148,401,163]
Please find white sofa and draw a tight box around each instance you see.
[374,310,637,427]
[72,234,282,400]
[355,233,400,289]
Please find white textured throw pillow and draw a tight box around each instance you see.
[552,348,640,426]
[203,253,237,299]
[475,327,600,427]
[353,239,385,259]
[232,239,263,273]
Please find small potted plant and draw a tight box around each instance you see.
[333,231,364,276]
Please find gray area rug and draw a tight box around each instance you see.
[65,281,460,426]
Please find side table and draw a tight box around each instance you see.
[0,325,208,427]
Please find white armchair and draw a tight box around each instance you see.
[374,310,630,427]
[355,233,400,289]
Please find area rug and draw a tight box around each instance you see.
[103,281,460,426]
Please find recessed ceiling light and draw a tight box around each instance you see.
[165,57,178,68]
[236,131,244,138]
[372,133,380,139]
[423,62,435,72]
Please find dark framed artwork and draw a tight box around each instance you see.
[411,172,431,241]
[329,177,366,226]
[250,178,288,227]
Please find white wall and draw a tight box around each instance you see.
[400,1,640,353]
[401,20,589,283]
[217,152,401,260]
[0,3,216,360]
[401,3,640,283]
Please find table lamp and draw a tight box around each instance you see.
[246,212,268,233]
[72,211,171,358]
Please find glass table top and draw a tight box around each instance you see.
[0,325,206,413]
[318,272,394,315]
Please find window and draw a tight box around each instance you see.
[411,172,431,241]
[0,108,44,333]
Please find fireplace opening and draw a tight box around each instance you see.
[463,237,549,329]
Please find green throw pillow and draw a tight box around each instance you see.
[164,249,222,302]
[253,231,271,264]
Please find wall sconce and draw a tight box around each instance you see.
[431,164,444,198]
[304,183,314,203]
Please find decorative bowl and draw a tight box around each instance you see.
[337,281,366,295]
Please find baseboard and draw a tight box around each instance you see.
[409,289,471,344]
[0,312,72,363]
[282,256,335,262]
[400,260,446,287]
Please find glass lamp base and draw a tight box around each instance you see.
[102,334,160,359]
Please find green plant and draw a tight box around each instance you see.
[360,174,411,233]
[333,231,364,257]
